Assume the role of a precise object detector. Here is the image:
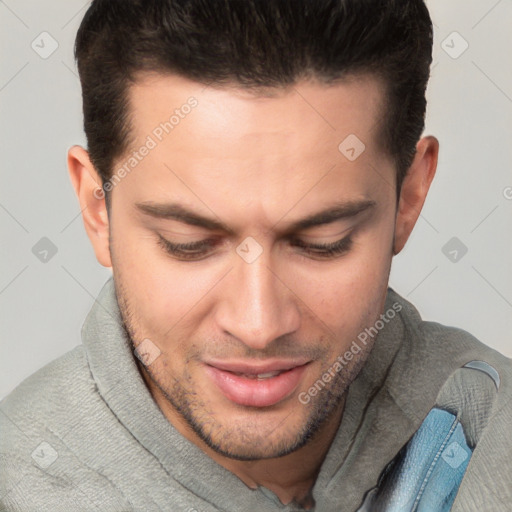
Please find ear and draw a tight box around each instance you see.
[67,145,112,268]
[393,136,439,255]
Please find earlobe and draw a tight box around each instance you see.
[67,145,112,268]
[393,136,439,255]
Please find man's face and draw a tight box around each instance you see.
[106,74,398,460]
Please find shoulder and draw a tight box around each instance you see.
[0,345,95,430]
[0,346,123,509]
[0,344,96,457]
[385,287,512,429]
[0,346,133,509]
[386,289,512,508]
[388,287,512,384]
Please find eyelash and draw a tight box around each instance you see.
[157,234,353,261]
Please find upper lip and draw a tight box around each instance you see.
[205,359,311,375]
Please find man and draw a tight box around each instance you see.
[1,0,511,510]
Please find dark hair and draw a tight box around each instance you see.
[75,0,433,194]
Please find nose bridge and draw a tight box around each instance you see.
[218,245,299,350]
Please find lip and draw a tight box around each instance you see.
[205,358,311,375]
[204,359,310,408]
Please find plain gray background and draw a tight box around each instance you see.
[1,0,511,400]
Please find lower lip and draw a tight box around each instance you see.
[205,364,309,408]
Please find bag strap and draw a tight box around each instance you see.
[356,360,500,511]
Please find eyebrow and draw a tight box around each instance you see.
[135,199,376,235]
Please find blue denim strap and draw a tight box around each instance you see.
[357,408,472,511]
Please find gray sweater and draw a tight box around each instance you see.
[1,277,511,511]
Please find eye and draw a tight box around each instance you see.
[290,236,353,259]
[157,234,353,261]
[157,235,218,261]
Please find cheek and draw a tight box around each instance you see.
[288,229,393,339]
[128,265,218,334]
[111,222,218,332]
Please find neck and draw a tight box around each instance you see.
[139,363,345,508]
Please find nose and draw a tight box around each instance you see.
[215,245,301,351]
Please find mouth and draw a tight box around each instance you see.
[204,359,311,408]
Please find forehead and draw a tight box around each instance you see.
[126,72,386,154]
[115,73,393,230]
